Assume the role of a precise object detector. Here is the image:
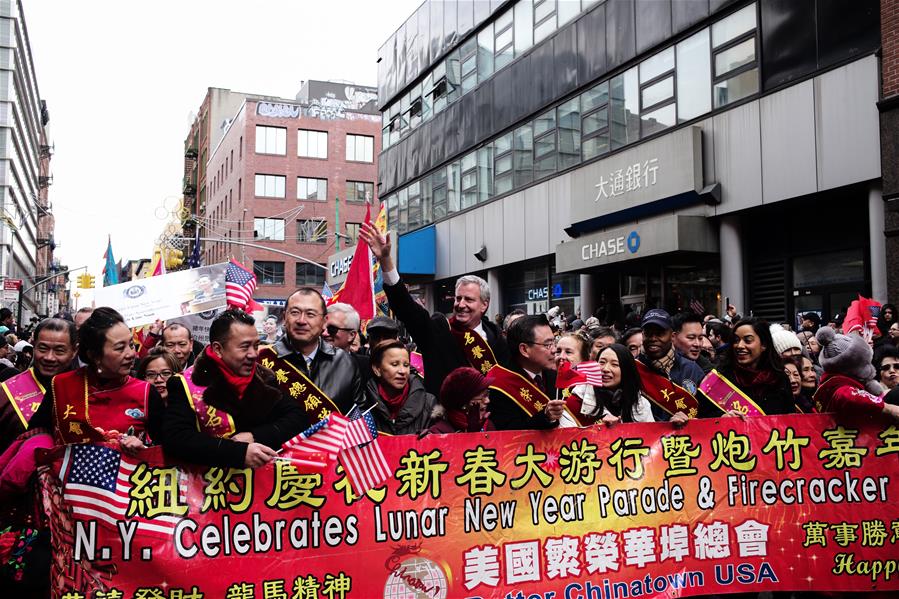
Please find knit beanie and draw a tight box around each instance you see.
[769,325,801,356]
[439,367,492,411]
[816,326,882,395]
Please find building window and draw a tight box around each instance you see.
[610,67,640,151]
[494,8,514,70]
[533,0,556,44]
[297,219,328,244]
[253,217,285,241]
[296,263,325,286]
[297,177,327,201]
[461,151,478,209]
[407,181,423,230]
[254,174,286,198]
[711,3,759,108]
[639,47,676,137]
[345,222,362,245]
[298,129,328,159]
[255,126,286,155]
[345,134,374,162]
[557,98,581,170]
[533,108,557,180]
[346,181,374,203]
[253,261,284,285]
[494,132,513,195]
[513,123,533,189]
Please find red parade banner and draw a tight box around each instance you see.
[41,413,899,599]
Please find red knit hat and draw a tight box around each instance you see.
[439,367,492,410]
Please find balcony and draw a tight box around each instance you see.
[185,146,198,160]
[38,175,53,188]
[40,144,54,160]
[182,175,196,197]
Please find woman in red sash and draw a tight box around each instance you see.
[701,318,793,417]
[361,340,435,435]
[30,307,162,452]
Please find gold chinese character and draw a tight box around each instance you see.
[480,361,493,374]
[559,438,602,484]
[266,462,325,510]
[396,448,448,500]
[261,358,275,369]
[127,465,188,519]
[519,388,532,402]
[661,434,701,477]
[471,346,484,359]
[205,405,222,428]
[201,467,253,513]
[463,332,475,346]
[68,422,83,435]
[818,427,868,469]
[275,369,289,384]
[63,404,76,419]
[289,381,307,398]
[607,437,650,480]
[305,395,322,411]
[709,430,757,472]
[455,445,507,495]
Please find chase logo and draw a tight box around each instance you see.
[123,285,146,299]
[627,231,641,254]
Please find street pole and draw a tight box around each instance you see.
[335,195,341,251]
[18,265,88,326]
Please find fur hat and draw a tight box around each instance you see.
[816,326,883,395]
[439,367,492,411]
[769,325,801,356]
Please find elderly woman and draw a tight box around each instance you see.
[136,347,181,400]
[427,367,494,433]
[30,307,163,452]
[360,339,435,435]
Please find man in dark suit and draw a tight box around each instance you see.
[360,222,509,398]
[489,314,565,430]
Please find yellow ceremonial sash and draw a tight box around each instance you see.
[1,368,46,429]
[258,346,342,423]
[487,365,550,417]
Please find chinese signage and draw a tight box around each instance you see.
[555,215,717,273]
[569,126,703,230]
[43,414,899,599]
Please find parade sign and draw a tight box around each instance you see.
[43,414,899,599]
[92,263,227,328]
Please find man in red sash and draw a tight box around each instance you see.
[360,222,509,398]
[489,315,564,430]
[0,318,77,451]
[162,309,305,468]
[637,309,704,421]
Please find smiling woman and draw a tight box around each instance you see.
[29,308,164,453]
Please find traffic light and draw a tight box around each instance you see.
[166,249,185,270]
[77,273,95,289]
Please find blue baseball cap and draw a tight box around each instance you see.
[641,309,672,330]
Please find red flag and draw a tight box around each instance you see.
[334,203,375,320]
[843,295,881,337]
[556,360,589,389]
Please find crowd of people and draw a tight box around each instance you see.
[0,222,897,594]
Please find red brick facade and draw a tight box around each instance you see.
[202,99,380,300]
[883,0,899,98]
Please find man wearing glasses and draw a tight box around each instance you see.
[322,303,359,352]
[258,288,362,421]
[360,222,510,398]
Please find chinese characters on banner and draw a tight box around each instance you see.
[42,414,899,599]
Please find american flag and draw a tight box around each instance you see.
[338,411,390,497]
[321,282,334,301]
[225,259,257,311]
[186,227,202,269]
[574,361,604,387]
[281,413,350,460]
[58,445,185,538]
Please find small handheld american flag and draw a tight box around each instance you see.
[338,411,390,497]
[281,413,350,460]
[574,361,604,387]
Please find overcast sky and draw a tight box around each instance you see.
[25,0,419,302]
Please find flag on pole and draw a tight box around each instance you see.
[186,227,202,269]
[225,259,262,312]
[102,235,119,286]
[321,281,334,301]
[555,360,589,389]
[573,361,604,387]
[331,203,375,319]
[338,411,390,496]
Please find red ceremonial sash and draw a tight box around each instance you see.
[634,360,700,418]
[257,346,341,423]
[179,366,235,438]
[449,320,498,375]
[1,368,46,428]
[699,369,767,416]
[562,388,598,427]
[52,370,149,444]
[487,365,550,417]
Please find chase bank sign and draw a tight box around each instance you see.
[581,231,641,261]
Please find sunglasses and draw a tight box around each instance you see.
[326,324,355,336]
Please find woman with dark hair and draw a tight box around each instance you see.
[873,344,899,392]
[797,354,818,412]
[591,344,655,424]
[136,348,181,400]
[699,317,794,416]
[877,303,897,341]
[30,307,163,452]
[784,358,802,402]
[360,339,435,435]
[427,367,494,433]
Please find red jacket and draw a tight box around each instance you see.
[813,373,885,421]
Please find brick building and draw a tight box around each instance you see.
[194,81,380,304]
[880,0,899,300]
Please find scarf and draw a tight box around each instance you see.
[732,362,779,402]
[204,345,255,400]
[651,346,676,375]
[378,381,410,420]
